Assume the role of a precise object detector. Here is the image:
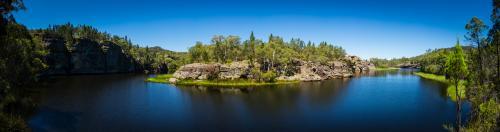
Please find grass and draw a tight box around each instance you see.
[146,74,174,83]
[146,74,299,87]
[414,72,466,101]
[374,67,400,71]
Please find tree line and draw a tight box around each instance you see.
[188,32,346,75]
[31,23,187,74]
[0,0,45,130]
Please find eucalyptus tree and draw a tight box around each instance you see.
[444,41,469,131]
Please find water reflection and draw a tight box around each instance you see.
[29,70,467,132]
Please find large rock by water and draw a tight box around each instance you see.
[279,60,353,81]
[173,63,221,80]
[173,61,252,80]
[173,56,375,82]
[42,37,136,75]
[218,61,251,80]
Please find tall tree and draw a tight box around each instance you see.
[489,0,500,94]
[212,35,225,63]
[444,40,469,131]
[465,17,488,84]
[0,0,47,130]
[249,32,256,64]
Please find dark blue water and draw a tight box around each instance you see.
[29,69,470,132]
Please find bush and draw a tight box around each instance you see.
[0,113,28,132]
[423,64,442,75]
[250,68,262,81]
[261,71,277,82]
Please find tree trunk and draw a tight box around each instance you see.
[455,80,462,132]
[271,50,275,70]
[497,38,500,92]
[478,39,484,85]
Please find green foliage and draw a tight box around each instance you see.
[423,64,442,74]
[146,74,174,83]
[463,99,500,132]
[261,71,277,82]
[444,41,469,83]
[443,41,469,131]
[32,23,187,74]
[414,72,466,101]
[374,67,400,71]
[0,113,28,132]
[369,57,415,69]
[0,0,44,131]
[187,33,346,75]
[250,68,262,81]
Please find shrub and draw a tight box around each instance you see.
[423,64,442,75]
[250,68,262,81]
[261,71,277,82]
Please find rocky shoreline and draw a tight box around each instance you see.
[170,55,375,83]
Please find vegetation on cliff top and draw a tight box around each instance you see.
[32,23,188,74]
[186,32,347,75]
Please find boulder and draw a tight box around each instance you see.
[173,63,220,80]
[344,55,374,73]
[218,61,251,80]
[173,61,252,80]
[169,78,178,83]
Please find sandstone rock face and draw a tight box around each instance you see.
[218,61,251,80]
[280,60,353,81]
[171,56,374,82]
[44,37,71,75]
[173,61,252,80]
[169,78,178,84]
[102,42,136,73]
[173,63,221,80]
[345,55,372,73]
[277,56,373,81]
[70,39,106,74]
[43,38,136,75]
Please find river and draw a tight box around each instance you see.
[28,69,470,132]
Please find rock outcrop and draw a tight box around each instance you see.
[173,63,221,80]
[345,55,375,72]
[43,37,137,75]
[172,56,375,82]
[173,61,252,80]
[218,61,251,80]
[397,62,419,68]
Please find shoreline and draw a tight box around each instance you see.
[146,74,300,87]
[414,72,466,101]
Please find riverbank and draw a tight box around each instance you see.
[414,72,466,101]
[146,74,299,86]
[374,67,400,71]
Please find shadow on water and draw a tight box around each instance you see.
[28,70,469,132]
[28,107,80,132]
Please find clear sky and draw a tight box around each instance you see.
[15,0,492,59]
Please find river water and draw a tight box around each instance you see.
[28,69,469,132]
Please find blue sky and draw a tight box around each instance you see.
[15,0,491,59]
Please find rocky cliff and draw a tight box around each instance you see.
[172,55,375,82]
[43,37,137,75]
